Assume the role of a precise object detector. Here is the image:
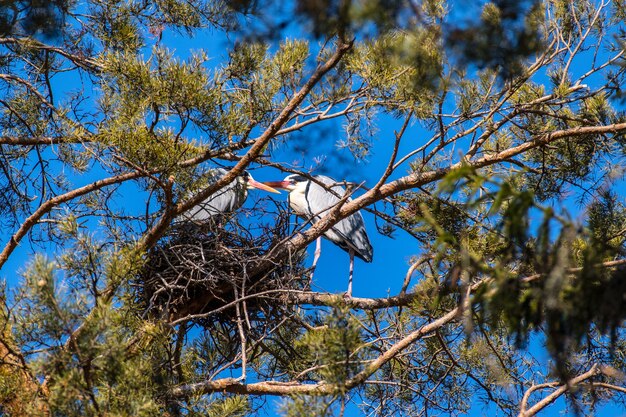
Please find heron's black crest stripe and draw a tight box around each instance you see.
[288,175,309,183]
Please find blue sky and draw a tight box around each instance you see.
[1,3,625,416]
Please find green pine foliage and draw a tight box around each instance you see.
[1,0,626,416]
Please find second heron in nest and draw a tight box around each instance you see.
[179,168,280,224]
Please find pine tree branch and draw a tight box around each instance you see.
[281,290,424,309]
[584,382,626,394]
[0,73,52,106]
[0,37,101,71]
[167,289,431,325]
[0,135,86,145]
[251,121,626,277]
[518,364,600,417]
[169,307,459,398]
[138,39,354,252]
[0,170,145,269]
[170,377,329,397]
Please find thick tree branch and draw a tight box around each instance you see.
[280,290,424,310]
[0,135,87,145]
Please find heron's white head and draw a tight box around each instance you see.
[263,174,309,193]
[242,171,281,194]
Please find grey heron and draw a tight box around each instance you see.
[264,174,373,296]
[180,168,280,224]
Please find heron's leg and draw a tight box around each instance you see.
[346,249,354,298]
[310,237,322,283]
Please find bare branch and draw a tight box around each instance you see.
[0,136,87,145]
[0,37,101,71]
[281,290,424,310]
[584,382,626,395]
[519,365,600,417]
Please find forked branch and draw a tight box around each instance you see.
[519,364,606,417]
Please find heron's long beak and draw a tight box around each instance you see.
[247,178,281,194]
[262,180,292,190]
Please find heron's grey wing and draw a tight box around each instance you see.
[178,169,245,223]
[301,175,344,219]
[330,209,373,262]
[303,176,373,262]
[183,180,243,222]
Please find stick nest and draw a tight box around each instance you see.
[137,203,308,324]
